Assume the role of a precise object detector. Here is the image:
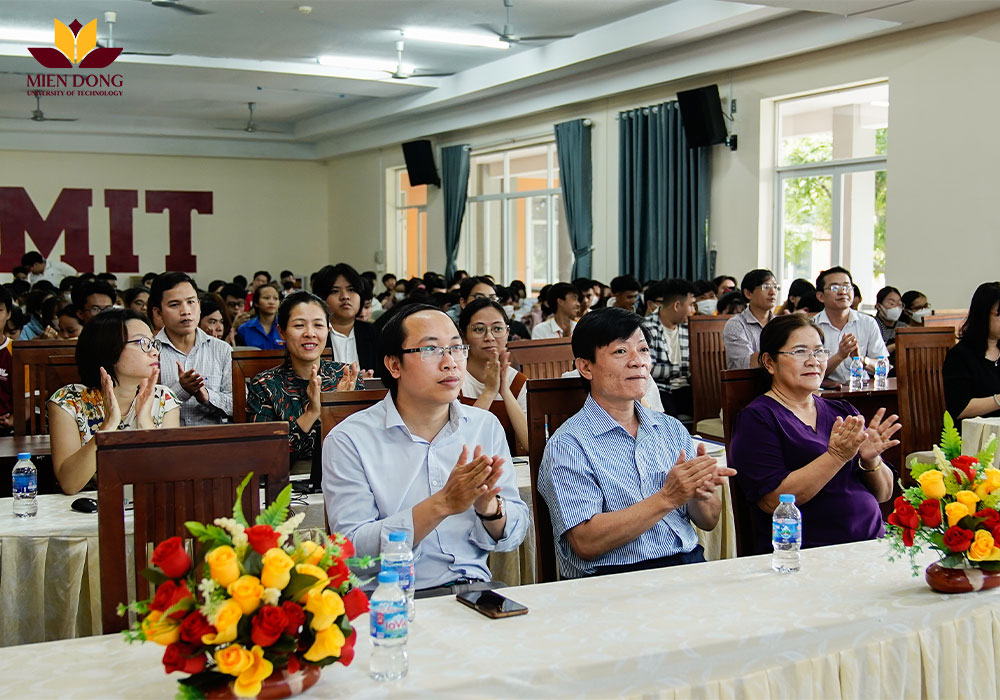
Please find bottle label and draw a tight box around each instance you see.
[773,518,801,545]
[12,474,36,495]
[385,561,413,592]
[370,599,408,640]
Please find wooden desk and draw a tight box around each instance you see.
[0,435,52,458]
[820,378,903,489]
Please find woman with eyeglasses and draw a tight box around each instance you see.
[458,298,529,455]
[729,314,899,554]
[943,282,1000,420]
[48,308,180,495]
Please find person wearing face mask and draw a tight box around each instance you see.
[495,286,531,340]
[874,286,907,354]
[901,290,932,325]
[722,269,778,369]
[692,280,718,316]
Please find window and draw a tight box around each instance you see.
[775,83,888,303]
[391,169,428,279]
[458,142,571,291]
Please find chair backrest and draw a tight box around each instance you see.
[231,349,335,423]
[720,368,767,557]
[688,315,732,424]
[45,354,82,404]
[12,339,78,435]
[923,313,965,336]
[319,389,388,441]
[526,376,588,583]
[507,338,575,379]
[895,326,956,459]
[96,422,290,634]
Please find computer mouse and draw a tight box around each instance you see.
[71,497,98,513]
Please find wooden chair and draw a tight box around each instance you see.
[720,368,765,557]
[525,376,588,583]
[923,313,965,336]
[12,339,77,435]
[96,422,290,634]
[319,389,388,440]
[231,349,333,423]
[688,315,732,440]
[507,338,575,379]
[895,326,956,471]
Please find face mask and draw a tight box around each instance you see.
[502,305,515,317]
[911,308,932,320]
[395,292,405,301]
[882,305,902,322]
[696,299,717,315]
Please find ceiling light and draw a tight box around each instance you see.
[403,27,509,49]
[317,55,415,76]
[0,27,54,44]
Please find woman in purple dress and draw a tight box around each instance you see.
[730,314,900,554]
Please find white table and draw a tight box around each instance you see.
[1,540,995,699]
[962,416,1000,465]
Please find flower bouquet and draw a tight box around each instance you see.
[886,413,1000,592]
[121,473,373,699]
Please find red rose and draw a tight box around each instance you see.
[162,642,207,675]
[334,536,355,560]
[151,537,191,579]
[918,499,943,528]
[251,605,289,647]
[975,508,1000,529]
[281,601,306,637]
[178,610,215,644]
[246,524,281,555]
[888,497,920,530]
[286,655,300,674]
[943,525,975,552]
[150,580,194,620]
[338,629,357,667]
[951,456,979,483]
[342,587,369,621]
[991,522,1000,543]
[326,559,351,588]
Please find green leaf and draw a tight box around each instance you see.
[909,460,938,480]
[140,567,168,586]
[938,553,965,568]
[902,486,925,507]
[162,597,195,619]
[185,522,233,547]
[177,670,230,693]
[977,561,1000,571]
[242,549,263,577]
[256,484,292,527]
[280,571,320,603]
[976,434,998,469]
[175,684,206,700]
[232,472,253,527]
[941,412,963,461]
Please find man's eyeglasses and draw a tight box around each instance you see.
[400,344,470,362]
[126,337,162,354]
[87,305,114,316]
[467,324,509,338]
[777,348,831,362]
[759,283,781,292]
[824,284,853,294]
[470,293,500,303]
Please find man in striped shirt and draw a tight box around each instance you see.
[538,307,735,578]
[642,279,696,418]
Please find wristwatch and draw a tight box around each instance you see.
[476,495,505,521]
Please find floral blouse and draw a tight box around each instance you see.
[48,383,181,446]
[246,359,363,462]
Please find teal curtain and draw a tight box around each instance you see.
[442,144,470,281]
[618,101,710,282]
[554,119,593,279]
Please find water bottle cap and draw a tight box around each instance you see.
[16,453,30,460]
[779,494,795,503]
[378,570,399,584]
[877,355,886,360]
[388,531,407,542]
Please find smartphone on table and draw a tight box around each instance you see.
[456,589,528,619]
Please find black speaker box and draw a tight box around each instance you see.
[401,140,441,187]
[676,84,728,148]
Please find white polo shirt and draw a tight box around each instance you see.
[812,309,889,384]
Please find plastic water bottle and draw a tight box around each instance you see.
[382,531,415,620]
[12,452,37,518]
[369,570,408,681]
[848,355,865,391]
[874,356,889,390]
[772,494,801,573]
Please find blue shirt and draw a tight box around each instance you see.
[236,317,284,350]
[323,394,529,589]
[538,394,698,578]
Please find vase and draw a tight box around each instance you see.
[203,664,321,700]
[925,561,1000,593]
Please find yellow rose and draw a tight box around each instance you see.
[955,490,981,513]
[260,548,295,590]
[227,575,264,615]
[918,470,947,500]
[140,609,180,646]
[945,502,970,528]
[975,467,1000,500]
[967,530,1000,561]
[304,588,345,631]
[202,599,242,645]
[299,541,325,566]
[214,643,253,676]
[294,563,330,601]
[234,645,274,698]
[303,625,345,663]
[205,545,240,588]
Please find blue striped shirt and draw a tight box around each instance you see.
[538,394,698,578]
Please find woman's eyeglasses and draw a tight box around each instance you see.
[777,348,831,362]
[467,324,509,338]
[400,344,470,362]
[126,337,162,354]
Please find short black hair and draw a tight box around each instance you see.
[70,279,115,309]
[717,290,747,315]
[458,297,509,336]
[207,279,226,295]
[232,275,248,290]
[382,273,397,285]
[97,272,117,282]
[12,266,28,278]
[58,304,79,321]
[713,275,737,289]
[142,272,158,285]
[59,275,77,292]
[876,286,901,305]
[280,270,294,280]
[277,290,328,330]
[361,270,377,283]
[571,307,650,392]
[32,279,59,295]
[0,285,12,315]
[900,290,927,310]
[220,283,245,301]
[124,287,148,307]
[21,251,44,267]
[6,305,25,331]
[740,269,775,295]
[458,276,496,301]
[10,279,29,300]
[148,272,196,313]
[647,278,696,305]
[252,270,271,282]
[312,263,364,301]
[75,308,153,389]
[692,280,715,297]
[547,282,579,309]
[815,266,852,292]
[377,303,453,399]
[199,296,224,321]
[610,275,641,294]
[251,282,280,309]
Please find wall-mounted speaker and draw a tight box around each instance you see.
[676,84,729,149]
[401,139,441,187]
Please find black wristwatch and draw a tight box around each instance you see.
[476,495,505,521]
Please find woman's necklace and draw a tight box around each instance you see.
[767,387,813,413]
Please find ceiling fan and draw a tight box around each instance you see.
[0,92,78,123]
[134,0,212,16]
[100,12,173,56]
[486,0,572,44]
[217,102,284,134]
[386,37,454,80]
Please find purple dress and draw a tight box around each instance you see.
[730,394,885,554]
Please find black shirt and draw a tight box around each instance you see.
[942,340,1000,419]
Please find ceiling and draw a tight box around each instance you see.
[0,0,997,160]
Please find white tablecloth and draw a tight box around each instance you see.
[962,416,1000,465]
[1,539,996,699]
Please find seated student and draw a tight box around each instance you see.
[873,285,907,353]
[48,309,180,494]
[220,283,248,325]
[608,275,641,312]
[851,284,863,310]
[538,307,734,578]
[0,287,13,433]
[775,278,815,315]
[236,283,283,350]
[901,289,931,325]
[458,298,529,455]
[198,297,227,341]
[532,283,580,339]
[312,263,379,373]
[494,286,531,340]
[716,290,747,316]
[324,304,529,594]
[642,278,696,418]
[444,276,498,323]
[125,287,149,318]
[713,275,737,298]
[247,291,362,463]
[943,282,1000,420]
[812,266,888,384]
[692,280,718,316]
[56,305,83,339]
[207,280,227,296]
[729,314,898,554]
[151,272,233,426]
[21,289,56,340]
[5,305,25,341]
[722,269,778,369]
[71,279,116,327]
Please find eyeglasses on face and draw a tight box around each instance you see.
[400,344,470,362]
[126,337,162,354]
[824,284,853,294]
[468,324,509,338]
[777,348,831,362]
[759,283,781,292]
[87,304,114,316]
[470,293,499,302]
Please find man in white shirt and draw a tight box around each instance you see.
[22,251,77,286]
[324,304,528,594]
[312,263,379,373]
[607,275,642,313]
[812,266,888,384]
[532,283,580,339]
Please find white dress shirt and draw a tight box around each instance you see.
[813,309,889,384]
[531,317,576,339]
[329,325,359,365]
[323,394,529,589]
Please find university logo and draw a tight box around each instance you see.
[29,19,122,69]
